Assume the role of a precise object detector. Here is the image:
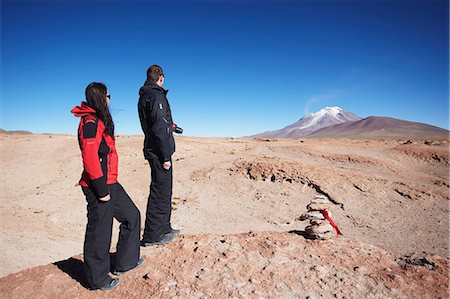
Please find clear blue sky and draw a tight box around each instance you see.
[1,0,448,137]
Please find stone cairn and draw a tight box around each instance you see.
[298,194,342,240]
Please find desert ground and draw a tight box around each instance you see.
[0,134,448,297]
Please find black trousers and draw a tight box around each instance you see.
[82,183,141,289]
[142,152,173,242]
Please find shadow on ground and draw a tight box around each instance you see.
[53,253,118,289]
[288,230,315,239]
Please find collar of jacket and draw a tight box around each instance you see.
[71,101,97,117]
[144,80,169,95]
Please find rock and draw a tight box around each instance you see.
[307,203,333,211]
[305,223,334,234]
[309,231,334,240]
[311,195,331,204]
[397,254,437,270]
[298,211,326,221]
[310,220,324,225]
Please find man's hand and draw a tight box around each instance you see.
[99,194,111,202]
[163,161,172,170]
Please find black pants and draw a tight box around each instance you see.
[142,153,173,242]
[82,183,141,289]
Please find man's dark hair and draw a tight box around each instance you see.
[146,65,164,82]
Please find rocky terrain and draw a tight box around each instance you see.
[0,134,448,297]
[1,232,448,298]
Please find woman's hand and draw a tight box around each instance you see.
[163,161,171,170]
[99,194,111,202]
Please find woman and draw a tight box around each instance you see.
[71,82,143,291]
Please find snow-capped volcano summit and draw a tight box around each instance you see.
[251,106,361,138]
[297,106,361,131]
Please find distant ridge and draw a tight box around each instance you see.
[307,116,449,140]
[0,129,33,135]
[250,106,361,138]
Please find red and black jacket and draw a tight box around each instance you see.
[71,102,118,197]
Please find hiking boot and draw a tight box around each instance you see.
[99,277,120,291]
[170,228,181,235]
[112,257,144,276]
[140,233,174,247]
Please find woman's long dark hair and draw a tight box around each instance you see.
[85,82,114,137]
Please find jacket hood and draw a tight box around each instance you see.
[139,80,169,97]
[71,101,96,117]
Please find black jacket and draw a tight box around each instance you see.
[138,81,176,162]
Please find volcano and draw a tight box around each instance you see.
[250,106,361,138]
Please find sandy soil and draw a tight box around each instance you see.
[0,134,448,281]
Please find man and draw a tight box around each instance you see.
[138,65,180,246]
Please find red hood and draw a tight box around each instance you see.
[71,102,96,117]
